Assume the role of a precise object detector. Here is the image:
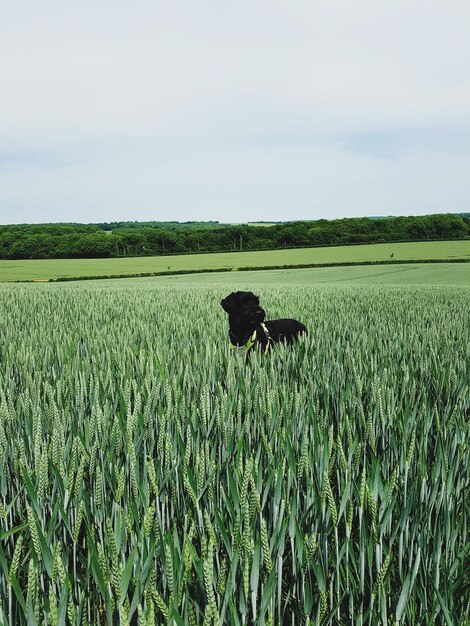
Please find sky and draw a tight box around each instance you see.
[1,1,469,225]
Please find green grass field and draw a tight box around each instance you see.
[1,240,469,282]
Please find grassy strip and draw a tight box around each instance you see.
[16,257,470,283]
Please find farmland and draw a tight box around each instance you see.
[0,239,469,282]
[0,281,468,625]
[139,263,470,287]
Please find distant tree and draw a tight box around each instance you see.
[0,214,467,260]
[408,218,429,240]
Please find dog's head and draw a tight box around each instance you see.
[220,291,261,314]
[221,291,266,346]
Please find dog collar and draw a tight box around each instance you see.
[260,323,273,354]
[230,330,257,353]
[229,325,273,355]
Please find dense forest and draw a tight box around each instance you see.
[0,214,468,260]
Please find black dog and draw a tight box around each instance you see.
[220,291,307,354]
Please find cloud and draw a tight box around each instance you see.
[1,0,469,223]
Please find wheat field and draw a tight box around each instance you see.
[0,282,468,625]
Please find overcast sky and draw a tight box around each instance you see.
[1,1,469,224]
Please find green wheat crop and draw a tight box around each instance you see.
[0,282,468,625]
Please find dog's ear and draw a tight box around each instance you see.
[221,293,239,313]
[220,296,232,313]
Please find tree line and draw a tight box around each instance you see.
[0,214,468,260]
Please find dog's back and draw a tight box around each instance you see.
[264,318,307,345]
